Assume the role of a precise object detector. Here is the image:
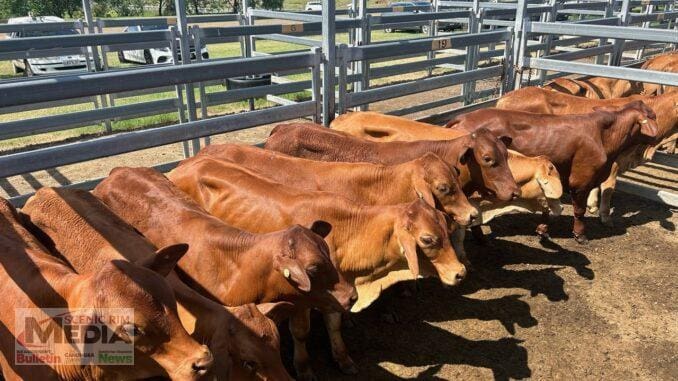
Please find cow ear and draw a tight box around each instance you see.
[309,220,332,238]
[498,135,512,148]
[396,232,420,279]
[139,243,188,277]
[414,184,435,208]
[279,259,312,292]
[257,302,296,325]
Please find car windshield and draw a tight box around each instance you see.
[21,29,79,37]
[140,24,169,31]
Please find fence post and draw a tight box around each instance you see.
[537,0,558,85]
[500,27,515,96]
[511,0,528,90]
[321,0,336,126]
[595,0,614,65]
[462,5,480,105]
[354,0,369,111]
[611,0,631,66]
[311,47,323,124]
[175,0,201,156]
[191,26,210,146]
[337,44,348,116]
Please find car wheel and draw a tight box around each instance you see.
[421,25,431,34]
[23,60,33,77]
[385,28,393,33]
[118,51,127,63]
[144,50,153,65]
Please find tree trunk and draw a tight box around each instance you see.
[159,0,164,16]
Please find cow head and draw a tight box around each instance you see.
[395,199,466,286]
[414,153,479,226]
[272,222,357,313]
[460,128,521,202]
[226,303,295,381]
[87,252,214,381]
[595,101,659,143]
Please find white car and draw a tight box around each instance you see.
[8,16,89,76]
[305,1,322,11]
[119,24,209,65]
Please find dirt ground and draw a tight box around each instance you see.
[289,193,677,380]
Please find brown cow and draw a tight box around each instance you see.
[21,188,295,381]
[265,122,521,202]
[0,197,213,381]
[497,87,676,226]
[447,102,658,242]
[196,144,478,226]
[169,156,467,379]
[544,77,644,99]
[331,111,563,247]
[94,166,358,380]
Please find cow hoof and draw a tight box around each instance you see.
[538,232,551,241]
[296,369,317,381]
[338,359,358,375]
[574,234,589,245]
[601,218,614,228]
[587,206,599,215]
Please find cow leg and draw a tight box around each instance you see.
[290,308,315,381]
[536,206,550,240]
[451,227,471,267]
[587,187,600,215]
[598,176,617,228]
[571,189,589,244]
[323,312,358,375]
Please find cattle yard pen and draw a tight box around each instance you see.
[0,0,676,208]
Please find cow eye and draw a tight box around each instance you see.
[437,184,450,194]
[483,156,494,165]
[243,360,257,372]
[419,235,438,246]
[306,265,319,276]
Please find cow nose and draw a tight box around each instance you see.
[456,265,467,282]
[511,189,522,200]
[191,346,214,375]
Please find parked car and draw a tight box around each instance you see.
[383,2,433,33]
[305,1,322,11]
[8,16,89,76]
[118,24,209,65]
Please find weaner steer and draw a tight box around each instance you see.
[22,188,295,381]
[264,122,521,202]
[197,144,478,226]
[169,156,467,380]
[0,197,213,381]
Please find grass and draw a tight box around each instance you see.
[0,6,443,152]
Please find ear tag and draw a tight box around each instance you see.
[416,190,423,199]
[640,119,648,124]
[283,268,291,278]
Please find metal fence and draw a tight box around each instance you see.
[0,0,676,205]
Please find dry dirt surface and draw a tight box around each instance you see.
[282,193,677,380]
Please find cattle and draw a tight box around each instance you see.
[94,166,357,380]
[544,77,643,99]
[21,187,295,381]
[331,111,562,247]
[169,156,466,379]
[0,197,213,381]
[196,144,478,226]
[446,101,658,242]
[265,122,521,202]
[497,87,676,226]
[641,51,678,95]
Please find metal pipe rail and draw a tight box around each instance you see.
[344,30,512,61]
[0,21,83,34]
[96,14,240,28]
[0,51,319,108]
[526,22,678,43]
[525,57,678,85]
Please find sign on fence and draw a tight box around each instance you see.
[281,24,304,33]
[432,37,452,51]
